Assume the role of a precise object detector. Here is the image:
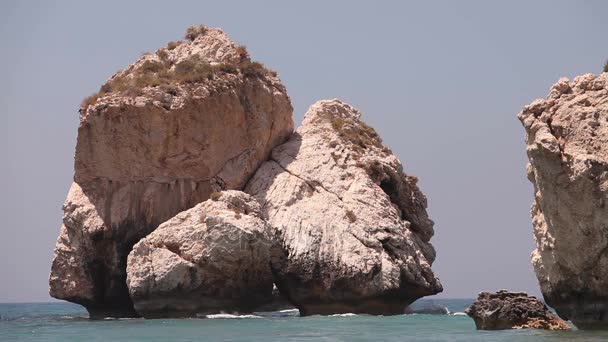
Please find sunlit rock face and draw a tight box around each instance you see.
[49,27,293,318]
[519,72,608,329]
[245,99,442,316]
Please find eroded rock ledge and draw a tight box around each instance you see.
[245,99,442,316]
[466,290,571,330]
[519,72,608,329]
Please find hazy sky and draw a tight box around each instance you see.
[1,0,607,303]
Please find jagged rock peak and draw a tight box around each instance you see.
[518,72,608,329]
[172,26,248,65]
[117,27,249,80]
[294,99,435,241]
[245,98,441,316]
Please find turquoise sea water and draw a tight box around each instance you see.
[2,299,608,341]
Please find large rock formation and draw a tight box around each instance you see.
[519,73,608,329]
[465,290,571,330]
[245,99,442,315]
[126,191,278,318]
[49,27,294,318]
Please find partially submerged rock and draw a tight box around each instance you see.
[519,73,608,329]
[465,290,571,330]
[49,26,293,318]
[126,191,277,318]
[245,99,442,316]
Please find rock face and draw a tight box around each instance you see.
[519,73,608,329]
[49,27,293,318]
[126,191,277,318]
[245,99,442,315]
[465,290,571,330]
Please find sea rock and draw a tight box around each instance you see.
[519,73,608,329]
[245,99,442,316]
[465,290,571,330]
[49,27,294,318]
[126,191,277,318]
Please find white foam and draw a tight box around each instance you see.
[103,317,139,320]
[278,309,299,313]
[205,314,262,319]
[329,313,358,317]
[452,312,467,316]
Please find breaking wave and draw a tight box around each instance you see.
[279,309,299,313]
[205,314,262,319]
[328,313,358,317]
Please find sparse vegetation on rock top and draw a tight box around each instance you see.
[81,26,273,110]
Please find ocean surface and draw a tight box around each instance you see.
[2,299,608,341]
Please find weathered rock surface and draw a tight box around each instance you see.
[49,27,293,318]
[519,73,608,329]
[126,191,277,318]
[245,99,442,315]
[465,290,571,330]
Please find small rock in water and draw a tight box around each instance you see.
[465,290,571,330]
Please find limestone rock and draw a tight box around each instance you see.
[465,290,571,330]
[49,27,293,318]
[245,99,442,315]
[519,72,608,329]
[126,191,277,318]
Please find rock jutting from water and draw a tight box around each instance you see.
[126,191,279,318]
[245,99,443,316]
[465,290,571,330]
[48,26,294,318]
[49,24,442,319]
[519,72,608,329]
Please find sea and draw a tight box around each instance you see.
[2,299,608,341]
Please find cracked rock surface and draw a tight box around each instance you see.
[126,191,278,318]
[245,99,442,315]
[519,72,608,329]
[465,290,571,330]
[48,27,293,318]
